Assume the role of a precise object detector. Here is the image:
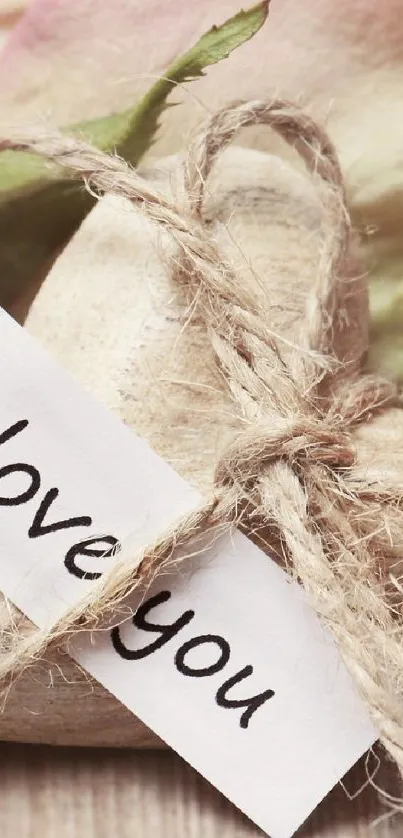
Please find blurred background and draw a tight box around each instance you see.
[1,0,403,375]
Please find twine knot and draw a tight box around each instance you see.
[215,418,356,489]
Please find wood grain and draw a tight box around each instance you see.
[0,743,401,838]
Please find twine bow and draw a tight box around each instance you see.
[1,100,403,788]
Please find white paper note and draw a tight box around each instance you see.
[0,307,376,837]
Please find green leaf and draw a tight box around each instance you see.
[115,1,270,163]
[0,1,270,311]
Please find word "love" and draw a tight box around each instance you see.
[0,419,119,578]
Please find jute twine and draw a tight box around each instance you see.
[1,100,403,784]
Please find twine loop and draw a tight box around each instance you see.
[1,100,403,796]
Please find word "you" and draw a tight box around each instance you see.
[112,589,275,729]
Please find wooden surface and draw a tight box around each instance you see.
[0,743,401,838]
